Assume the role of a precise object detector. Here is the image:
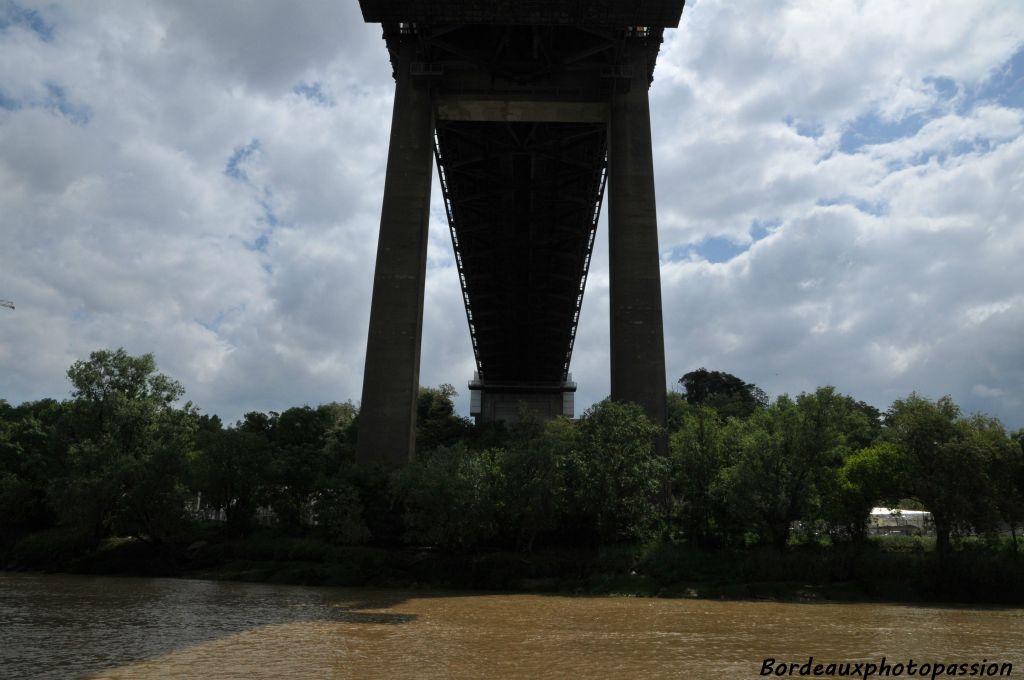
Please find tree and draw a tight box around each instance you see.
[716,387,868,548]
[263,406,335,528]
[821,442,903,542]
[56,349,196,543]
[994,429,1024,551]
[497,411,576,550]
[318,401,359,466]
[314,463,371,545]
[884,395,1003,556]
[716,402,801,548]
[669,403,725,545]
[416,384,472,453]
[678,368,767,420]
[190,426,270,535]
[393,444,503,550]
[0,399,68,534]
[561,400,667,544]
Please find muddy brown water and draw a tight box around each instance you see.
[1,573,1021,679]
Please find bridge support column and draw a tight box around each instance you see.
[607,68,668,434]
[357,41,434,465]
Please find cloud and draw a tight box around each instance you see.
[0,0,1022,431]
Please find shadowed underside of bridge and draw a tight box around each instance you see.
[436,120,605,402]
[357,1,685,464]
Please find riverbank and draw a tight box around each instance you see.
[3,528,1021,604]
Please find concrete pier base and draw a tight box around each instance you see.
[469,374,577,424]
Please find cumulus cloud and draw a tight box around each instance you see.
[652,0,1024,426]
[0,0,1021,429]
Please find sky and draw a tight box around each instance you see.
[1,0,1022,429]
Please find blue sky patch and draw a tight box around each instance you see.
[0,1,54,41]
[293,81,333,106]
[835,48,1023,161]
[44,83,90,125]
[817,195,887,216]
[669,221,777,264]
[245,196,279,252]
[924,75,958,101]
[0,89,20,111]
[1,84,91,123]
[667,236,748,264]
[750,219,778,240]
[247,231,270,253]
[694,236,749,263]
[840,111,929,154]
[972,46,1024,110]
[838,47,1023,156]
[225,139,261,180]
[784,115,824,139]
[258,197,279,228]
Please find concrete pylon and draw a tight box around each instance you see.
[356,40,434,465]
[607,58,669,433]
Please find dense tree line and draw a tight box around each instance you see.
[2,352,1023,562]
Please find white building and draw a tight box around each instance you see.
[869,507,933,536]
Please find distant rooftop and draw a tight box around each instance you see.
[358,0,686,28]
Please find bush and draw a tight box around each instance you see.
[393,445,504,550]
[6,527,95,570]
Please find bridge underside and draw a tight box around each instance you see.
[423,22,652,424]
[436,120,605,417]
[357,1,682,461]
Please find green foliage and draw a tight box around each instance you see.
[416,384,472,452]
[884,394,1009,556]
[822,442,902,541]
[190,427,270,534]
[678,368,767,420]
[498,413,576,550]
[6,346,1024,599]
[0,400,67,533]
[54,348,196,544]
[218,403,359,531]
[314,465,370,545]
[5,527,96,570]
[669,404,725,545]
[263,406,334,528]
[715,387,872,548]
[394,444,504,550]
[0,471,36,529]
[562,400,667,544]
[993,429,1024,551]
[319,401,359,465]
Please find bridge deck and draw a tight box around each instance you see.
[435,120,606,385]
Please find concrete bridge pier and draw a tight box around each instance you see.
[608,57,669,433]
[357,39,434,466]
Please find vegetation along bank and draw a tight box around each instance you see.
[2,351,1022,603]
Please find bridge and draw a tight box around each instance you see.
[356,0,685,464]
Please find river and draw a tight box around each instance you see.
[1,573,1021,679]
